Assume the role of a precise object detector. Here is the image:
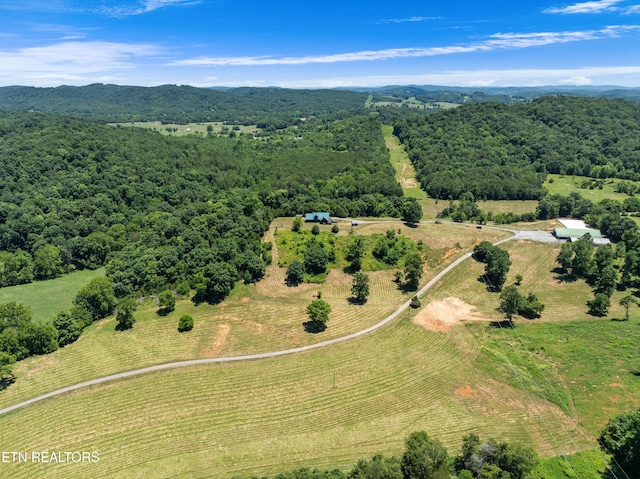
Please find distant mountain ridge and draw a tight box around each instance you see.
[0,83,638,123]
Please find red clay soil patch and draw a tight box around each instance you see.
[608,383,625,388]
[240,297,250,303]
[455,384,476,397]
[413,297,487,332]
[441,248,458,261]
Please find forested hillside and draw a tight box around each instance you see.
[393,96,640,200]
[0,84,368,125]
[0,111,405,298]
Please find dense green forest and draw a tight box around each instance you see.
[0,85,368,125]
[0,110,406,297]
[393,96,640,200]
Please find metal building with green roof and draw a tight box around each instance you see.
[552,228,609,244]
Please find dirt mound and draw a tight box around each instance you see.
[413,297,487,332]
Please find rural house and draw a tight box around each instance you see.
[305,212,332,224]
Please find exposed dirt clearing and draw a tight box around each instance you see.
[455,384,476,397]
[414,297,488,332]
[200,324,231,358]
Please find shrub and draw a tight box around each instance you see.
[178,314,194,332]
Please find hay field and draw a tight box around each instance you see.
[0,221,508,412]
[0,312,592,478]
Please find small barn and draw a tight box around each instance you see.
[305,212,332,224]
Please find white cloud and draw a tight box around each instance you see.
[373,16,442,24]
[0,41,164,85]
[558,75,594,84]
[255,66,640,89]
[0,0,201,17]
[544,0,623,14]
[168,25,640,67]
[625,4,640,12]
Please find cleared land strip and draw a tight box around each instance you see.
[0,229,517,417]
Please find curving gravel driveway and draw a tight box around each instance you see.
[1,224,556,417]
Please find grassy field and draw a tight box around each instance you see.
[420,239,640,434]
[544,174,638,203]
[0,221,509,412]
[382,125,427,200]
[2,230,628,478]
[0,268,105,323]
[0,308,591,478]
[421,239,630,322]
[112,121,260,136]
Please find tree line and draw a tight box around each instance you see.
[244,430,538,479]
[235,407,640,479]
[0,111,403,302]
[393,96,640,200]
[0,85,368,125]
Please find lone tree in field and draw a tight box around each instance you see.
[115,297,137,331]
[304,240,328,275]
[178,314,194,332]
[404,252,424,290]
[498,285,524,325]
[588,292,610,317]
[351,272,370,303]
[402,199,423,226]
[306,299,331,330]
[619,295,637,321]
[485,248,511,291]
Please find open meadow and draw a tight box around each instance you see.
[2,225,637,478]
[0,268,105,323]
[420,239,640,436]
[0,220,508,411]
[112,121,260,136]
[544,174,639,203]
[0,304,592,478]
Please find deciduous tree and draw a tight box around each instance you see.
[73,277,117,321]
[286,260,306,286]
[401,431,450,479]
[351,272,370,303]
[404,252,424,290]
[599,408,640,476]
[115,297,137,331]
[306,299,331,328]
[345,236,366,271]
[158,289,176,314]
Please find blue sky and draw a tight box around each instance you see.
[1,0,639,88]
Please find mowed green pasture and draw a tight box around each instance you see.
[422,240,630,322]
[0,221,509,412]
[0,310,592,478]
[113,121,260,136]
[421,239,640,435]
[544,174,637,202]
[0,268,105,323]
[382,125,428,200]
